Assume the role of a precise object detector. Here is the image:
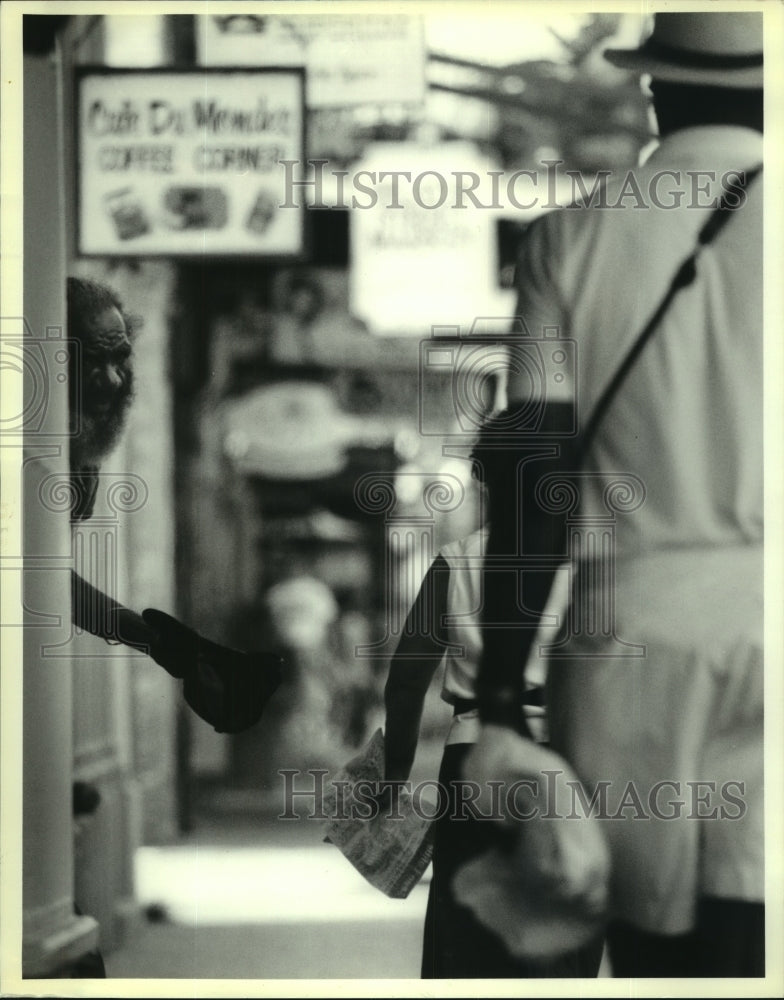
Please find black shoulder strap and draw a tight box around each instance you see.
[578,165,762,461]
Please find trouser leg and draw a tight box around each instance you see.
[607,898,764,977]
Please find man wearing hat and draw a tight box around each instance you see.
[466,11,765,978]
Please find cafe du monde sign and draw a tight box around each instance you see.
[77,69,305,257]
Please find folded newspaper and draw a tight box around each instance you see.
[321,728,434,899]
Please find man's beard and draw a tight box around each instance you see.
[70,379,135,471]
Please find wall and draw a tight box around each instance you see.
[64,13,180,953]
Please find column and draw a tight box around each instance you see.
[20,46,98,976]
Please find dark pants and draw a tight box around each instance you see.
[421,741,604,979]
[607,898,765,978]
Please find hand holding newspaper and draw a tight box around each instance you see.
[321,728,434,899]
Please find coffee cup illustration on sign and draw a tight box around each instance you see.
[163,187,228,230]
[103,187,151,241]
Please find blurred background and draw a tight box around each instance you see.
[16,4,652,981]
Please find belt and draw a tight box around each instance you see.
[452,688,545,716]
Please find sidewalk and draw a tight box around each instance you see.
[105,806,430,981]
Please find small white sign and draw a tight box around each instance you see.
[349,143,516,336]
[196,13,426,108]
[77,69,305,257]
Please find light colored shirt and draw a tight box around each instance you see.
[438,526,566,745]
[511,125,763,554]
[509,126,764,934]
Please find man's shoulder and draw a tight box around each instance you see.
[518,158,729,267]
[526,128,762,239]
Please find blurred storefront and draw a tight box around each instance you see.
[10,7,650,977]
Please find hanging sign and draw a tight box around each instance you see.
[77,68,305,257]
[349,142,515,336]
[196,13,425,108]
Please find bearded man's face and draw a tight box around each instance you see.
[69,304,135,470]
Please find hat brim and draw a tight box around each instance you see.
[605,47,763,89]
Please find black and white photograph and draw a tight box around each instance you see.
[1,1,782,995]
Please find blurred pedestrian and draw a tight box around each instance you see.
[467,12,764,978]
[382,426,602,978]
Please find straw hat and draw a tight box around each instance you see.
[604,12,763,89]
